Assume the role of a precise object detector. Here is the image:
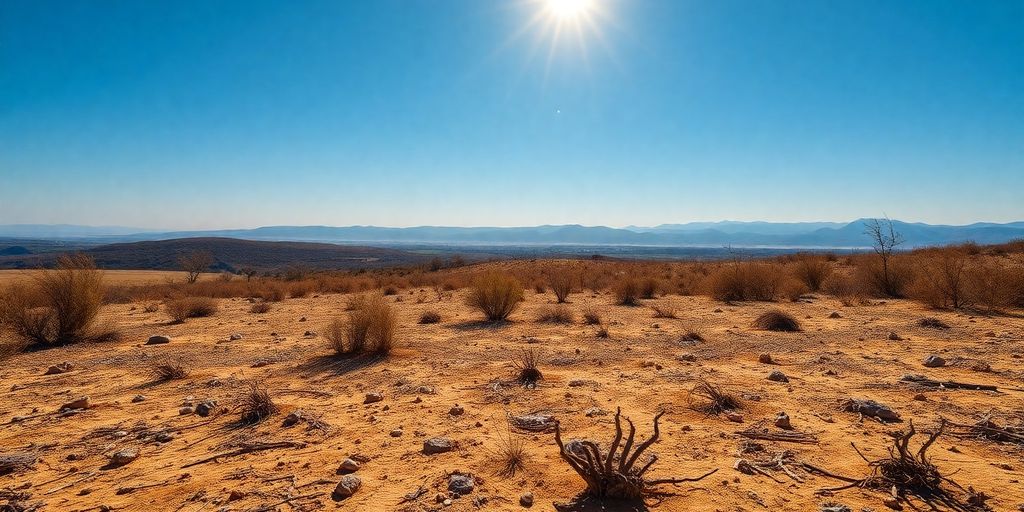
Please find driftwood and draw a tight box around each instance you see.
[899,374,998,391]
[554,408,718,500]
[181,441,305,468]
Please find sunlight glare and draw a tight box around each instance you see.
[546,0,593,20]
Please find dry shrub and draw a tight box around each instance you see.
[288,282,311,299]
[513,349,542,385]
[751,309,801,331]
[249,301,271,314]
[323,317,346,353]
[689,380,742,415]
[536,304,574,324]
[823,271,866,306]
[780,278,810,302]
[791,255,833,291]
[680,329,704,342]
[582,308,602,325]
[143,303,160,313]
[707,262,783,302]
[262,283,287,302]
[331,294,396,355]
[0,254,105,348]
[549,270,574,303]
[613,278,641,306]
[651,304,677,318]
[917,317,950,329]
[467,272,524,322]
[382,286,398,296]
[494,428,527,477]
[908,250,969,309]
[965,260,1024,312]
[418,310,441,324]
[151,360,190,381]
[166,297,218,323]
[640,277,660,299]
[240,381,277,425]
[855,254,914,298]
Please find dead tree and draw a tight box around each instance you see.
[178,250,214,284]
[864,217,905,297]
[554,408,717,501]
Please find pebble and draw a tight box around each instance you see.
[520,492,534,507]
[131,395,147,403]
[229,333,243,341]
[283,410,305,427]
[888,332,902,341]
[364,392,384,404]
[448,473,474,494]
[449,404,464,416]
[44,362,74,375]
[725,412,744,423]
[423,437,455,454]
[179,406,194,416]
[922,354,946,368]
[146,335,171,345]
[109,448,139,467]
[758,353,774,364]
[767,370,789,383]
[59,396,90,411]
[774,412,791,429]
[333,475,361,498]
[338,458,360,473]
[390,429,403,437]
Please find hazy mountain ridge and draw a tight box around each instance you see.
[2,220,1023,248]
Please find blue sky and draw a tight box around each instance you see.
[1,0,1022,229]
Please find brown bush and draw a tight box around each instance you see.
[0,254,105,348]
[640,277,660,299]
[964,260,1024,312]
[466,272,524,322]
[166,297,218,323]
[536,304,574,323]
[780,278,810,302]
[549,270,574,303]
[791,255,833,292]
[707,262,782,302]
[249,301,271,314]
[418,310,441,324]
[751,309,802,331]
[822,271,866,306]
[855,254,913,298]
[331,294,396,355]
[613,278,641,306]
[908,250,969,309]
[240,381,277,425]
[581,308,603,325]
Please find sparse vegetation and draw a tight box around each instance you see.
[151,360,190,381]
[651,304,677,318]
[792,254,833,292]
[689,380,742,415]
[240,381,277,425]
[613,278,641,306]
[752,309,801,331]
[329,294,396,355]
[466,272,524,321]
[418,310,441,324]
[494,428,527,477]
[535,304,573,323]
[582,308,603,325]
[249,301,271,314]
[513,349,542,385]
[166,297,218,323]
[178,250,214,284]
[549,269,574,303]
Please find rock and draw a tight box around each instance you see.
[131,395,147,403]
[333,475,361,498]
[677,353,697,362]
[304,330,316,337]
[109,448,139,467]
[922,355,946,368]
[146,335,171,345]
[364,392,384,404]
[44,362,74,375]
[820,504,852,512]
[229,333,242,341]
[449,404,464,416]
[155,432,175,443]
[766,370,789,383]
[888,332,902,341]
[448,473,474,495]
[585,407,607,417]
[195,400,217,417]
[758,353,774,364]
[299,316,307,322]
[417,385,434,394]
[733,458,755,474]
[725,412,744,423]
[59,396,90,411]
[828,312,842,319]
[841,398,900,422]
[389,429,403,437]
[179,406,194,416]
[283,410,305,427]
[520,492,534,507]
[423,437,455,454]
[567,379,589,387]
[338,458,360,473]
[228,490,246,501]
[774,412,791,429]
[971,361,992,372]
[913,393,927,401]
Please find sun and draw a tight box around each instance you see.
[545,0,593,20]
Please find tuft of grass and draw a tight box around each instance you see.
[751,309,802,332]
[549,270,574,303]
[240,381,277,425]
[651,304,677,319]
[328,294,397,355]
[680,329,704,342]
[249,301,271,314]
[151,360,190,381]
[917,317,950,329]
[467,272,524,322]
[689,380,742,415]
[513,349,542,385]
[535,304,574,324]
[418,310,441,324]
[595,325,609,338]
[613,278,641,306]
[494,428,527,477]
[581,308,603,325]
[166,297,218,323]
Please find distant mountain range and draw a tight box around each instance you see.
[2,219,1023,249]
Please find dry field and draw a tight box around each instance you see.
[0,270,225,287]
[1,267,1023,511]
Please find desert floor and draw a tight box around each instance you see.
[2,274,1023,511]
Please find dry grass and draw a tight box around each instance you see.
[0,255,105,349]
[613,278,641,306]
[535,304,574,324]
[466,272,524,322]
[418,310,441,324]
[330,294,396,355]
[752,309,802,331]
[513,349,542,385]
[651,304,677,318]
[708,262,783,302]
[249,301,271,314]
[150,360,190,381]
[582,308,603,325]
[240,381,277,425]
[549,269,574,303]
[493,428,528,477]
[166,297,218,323]
[689,380,742,415]
[791,255,833,292]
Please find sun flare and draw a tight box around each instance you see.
[546,0,593,20]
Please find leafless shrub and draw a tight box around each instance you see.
[178,251,214,284]
[513,349,542,385]
[613,278,641,306]
[494,428,528,477]
[651,304,677,318]
[549,270,574,303]
[582,308,603,325]
[166,297,218,323]
[467,272,524,321]
[249,301,271,314]
[418,310,441,324]
[240,381,277,425]
[689,380,742,415]
[151,360,190,381]
[554,408,717,500]
[708,262,783,302]
[752,309,801,331]
[331,294,396,355]
[536,304,574,324]
[792,254,833,291]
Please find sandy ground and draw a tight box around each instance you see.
[2,282,1023,511]
[0,270,224,286]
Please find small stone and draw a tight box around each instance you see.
[585,407,607,417]
[364,392,384,404]
[567,379,588,387]
[758,353,774,364]
[520,492,534,507]
[828,312,842,319]
[299,316,307,322]
[913,393,927,401]
[60,396,90,411]
[109,448,139,467]
[228,490,246,501]
[449,404,464,416]
[179,406,194,416]
[922,355,946,368]
[131,395,147,403]
[44,362,74,375]
[389,429,403,437]
[333,475,361,498]
[677,353,697,362]
[304,330,316,337]
[774,412,791,429]
[283,410,304,427]
[417,386,434,394]
[146,335,171,345]
[229,333,242,341]
[888,332,902,341]
[448,473,474,494]
[725,412,744,423]
[155,432,175,443]
[767,370,789,383]
[423,437,455,454]
[195,400,217,417]
[338,458,360,473]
